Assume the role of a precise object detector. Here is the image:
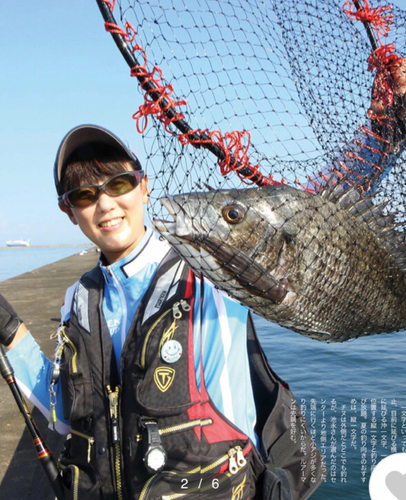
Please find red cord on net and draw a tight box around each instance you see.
[103,12,187,134]
[101,2,276,187]
[366,44,399,158]
[131,62,187,134]
[342,0,393,44]
[178,129,286,187]
[104,17,137,43]
[340,2,403,192]
[359,124,391,151]
[305,161,371,195]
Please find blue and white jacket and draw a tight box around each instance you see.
[7,228,258,443]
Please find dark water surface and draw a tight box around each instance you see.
[256,316,406,500]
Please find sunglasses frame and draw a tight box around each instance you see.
[58,170,145,208]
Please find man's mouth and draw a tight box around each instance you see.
[99,217,124,228]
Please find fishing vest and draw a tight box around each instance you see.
[56,249,325,500]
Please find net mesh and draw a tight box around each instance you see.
[98,0,406,340]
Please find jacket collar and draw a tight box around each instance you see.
[99,227,154,284]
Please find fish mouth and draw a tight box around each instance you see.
[153,197,195,240]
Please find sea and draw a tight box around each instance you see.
[1,246,405,500]
[0,245,93,283]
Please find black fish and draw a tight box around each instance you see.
[153,181,406,341]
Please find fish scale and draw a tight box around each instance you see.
[153,181,406,342]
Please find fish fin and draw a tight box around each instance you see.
[199,235,290,304]
[321,176,406,272]
[320,175,371,208]
[194,182,216,192]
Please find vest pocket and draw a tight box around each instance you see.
[60,463,104,500]
[135,299,199,416]
[58,327,94,421]
[134,417,214,443]
[261,468,293,500]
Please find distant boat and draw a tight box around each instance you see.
[6,239,30,247]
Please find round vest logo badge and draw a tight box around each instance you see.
[154,367,176,392]
[161,340,183,364]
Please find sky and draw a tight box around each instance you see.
[0,1,146,245]
[0,0,404,246]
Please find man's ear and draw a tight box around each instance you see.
[59,203,78,225]
[142,176,150,204]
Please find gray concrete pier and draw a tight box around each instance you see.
[0,248,99,499]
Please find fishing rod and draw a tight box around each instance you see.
[0,345,65,500]
[95,0,268,186]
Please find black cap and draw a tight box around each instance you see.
[54,124,142,193]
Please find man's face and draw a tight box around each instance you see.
[60,164,149,264]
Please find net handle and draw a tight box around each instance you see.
[353,0,380,51]
[95,0,269,186]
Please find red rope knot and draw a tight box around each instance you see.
[104,21,137,43]
[367,44,397,72]
[343,1,393,42]
[367,45,402,121]
[131,64,187,133]
[178,129,285,187]
[207,129,265,184]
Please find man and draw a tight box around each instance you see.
[0,124,323,499]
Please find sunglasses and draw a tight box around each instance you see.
[59,170,145,208]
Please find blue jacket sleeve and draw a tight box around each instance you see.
[6,332,71,435]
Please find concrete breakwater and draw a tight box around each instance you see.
[0,248,99,500]
[0,243,94,250]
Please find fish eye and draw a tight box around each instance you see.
[222,204,245,224]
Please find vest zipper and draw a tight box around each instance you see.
[107,385,124,500]
[141,300,191,370]
[235,445,247,468]
[71,429,95,463]
[135,418,213,442]
[59,326,78,373]
[50,327,68,429]
[72,465,79,500]
[138,443,250,500]
[59,463,79,500]
[141,309,172,369]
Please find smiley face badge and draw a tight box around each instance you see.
[161,340,183,364]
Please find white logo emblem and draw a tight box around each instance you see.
[160,340,183,364]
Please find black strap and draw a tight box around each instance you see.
[266,427,299,472]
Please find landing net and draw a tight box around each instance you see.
[96,0,406,339]
[99,0,405,210]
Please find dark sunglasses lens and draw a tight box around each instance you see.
[106,173,139,196]
[65,172,142,208]
[68,186,99,208]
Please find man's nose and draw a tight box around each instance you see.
[96,191,118,211]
